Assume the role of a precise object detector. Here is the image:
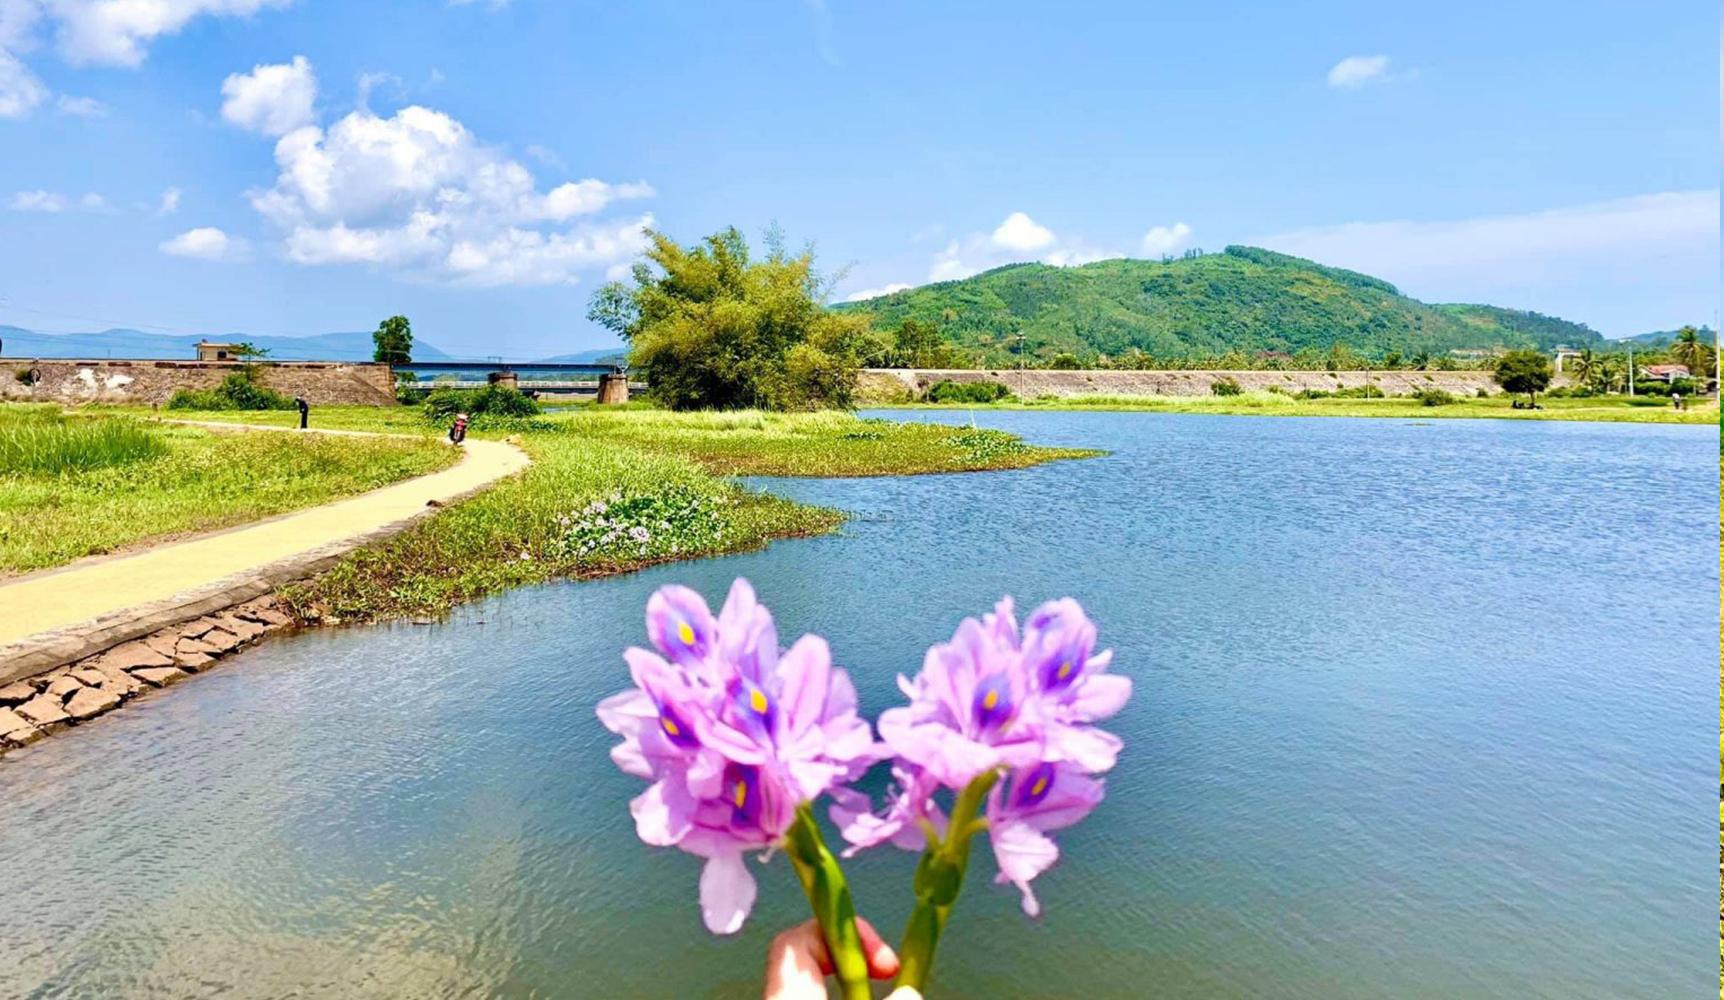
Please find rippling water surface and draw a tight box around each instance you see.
[1,411,1715,999]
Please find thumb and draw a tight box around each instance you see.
[883,990,923,1000]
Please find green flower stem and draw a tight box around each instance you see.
[894,769,1000,994]
[785,804,872,1000]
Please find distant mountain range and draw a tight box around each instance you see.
[0,326,627,365]
[837,246,1648,363]
[1607,326,1715,349]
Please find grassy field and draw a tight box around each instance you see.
[889,391,1721,424]
[0,406,457,575]
[141,405,1095,622]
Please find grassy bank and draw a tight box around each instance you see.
[0,405,457,575]
[150,406,1094,622]
[883,391,1720,424]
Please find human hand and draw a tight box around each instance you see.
[762,918,922,999]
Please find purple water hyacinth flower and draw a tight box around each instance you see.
[840,595,1128,915]
[988,761,1105,916]
[597,578,878,935]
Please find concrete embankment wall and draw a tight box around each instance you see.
[858,367,1544,401]
[0,359,398,406]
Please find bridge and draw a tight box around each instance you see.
[393,360,633,402]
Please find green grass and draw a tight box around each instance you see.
[0,405,168,473]
[0,407,457,574]
[886,391,1722,424]
[146,405,1097,623]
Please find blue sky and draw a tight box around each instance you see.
[0,0,1716,357]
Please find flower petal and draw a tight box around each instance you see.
[990,821,1059,917]
[699,851,758,934]
[777,634,833,734]
[1069,673,1131,722]
[630,780,694,847]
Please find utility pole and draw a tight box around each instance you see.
[1627,346,1634,396]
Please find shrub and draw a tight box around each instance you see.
[1210,377,1243,396]
[423,384,542,420]
[924,380,1011,403]
[1413,387,1457,407]
[0,409,167,473]
[1048,353,1083,370]
[167,371,295,411]
[1475,387,1491,398]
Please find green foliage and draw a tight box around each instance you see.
[1493,349,1554,403]
[836,246,1604,365]
[0,409,453,572]
[1297,384,1384,400]
[229,341,269,359]
[1668,325,1714,376]
[1414,387,1458,406]
[0,407,167,473]
[924,380,1011,403]
[373,315,414,365]
[422,384,541,420]
[1210,377,1243,396]
[167,371,296,411]
[1048,353,1083,370]
[872,318,966,368]
[589,227,867,410]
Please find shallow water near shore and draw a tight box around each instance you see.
[1,411,1715,999]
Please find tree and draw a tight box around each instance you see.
[1493,349,1553,405]
[373,315,414,366]
[587,226,869,410]
[1669,325,1711,375]
[1567,348,1599,389]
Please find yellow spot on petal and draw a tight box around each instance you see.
[677,622,695,646]
[1057,661,1072,680]
[733,779,748,809]
[1030,775,1049,797]
[661,716,681,737]
[749,688,768,714]
[983,689,1000,710]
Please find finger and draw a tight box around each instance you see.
[854,918,901,980]
[763,921,829,1000]
[883,989,924,1000]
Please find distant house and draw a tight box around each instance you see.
[194,340,245,361]
[1639,364,1691,383]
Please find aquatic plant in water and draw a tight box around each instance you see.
[598,579,1130,997]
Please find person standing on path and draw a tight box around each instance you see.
[294,395,309,429]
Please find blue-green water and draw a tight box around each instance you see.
[0,412,1715,999]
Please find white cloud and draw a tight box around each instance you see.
[927,212,1119,282]
[78,190,107,210]
[1327,55,1390,88]
[160,226,243,260]
[0,48,45,117]
[55,0,293,67]
[1,0,292,117]
[239,76,656,287]
[54,92,104,116]
[1252,190,1721,335]
[221,55,315,136]
[9,188,64,211]
[1140,221,1193,256]
[843,282,911,302]
[990,211,1055,252]
[156,186,181,215]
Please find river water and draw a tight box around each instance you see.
[0,411,1715,999]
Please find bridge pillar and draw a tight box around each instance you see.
[597,372,629,404]
[487,370,519,391]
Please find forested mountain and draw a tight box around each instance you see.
[837,246,1606,364]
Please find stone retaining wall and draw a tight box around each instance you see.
[1,359,398,406]
[858,367,1553,401]
[0,597,294,755]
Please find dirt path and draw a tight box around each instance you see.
[0,423,529,680]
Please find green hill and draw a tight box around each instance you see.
[836,245,1605,364]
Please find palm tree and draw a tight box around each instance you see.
[1568,348,1599,388]
[1669,325,1709,374]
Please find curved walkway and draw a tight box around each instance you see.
[0,423,529,682]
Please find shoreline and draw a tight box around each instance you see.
[864,395,1719,424]
[0,407,1091,759]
